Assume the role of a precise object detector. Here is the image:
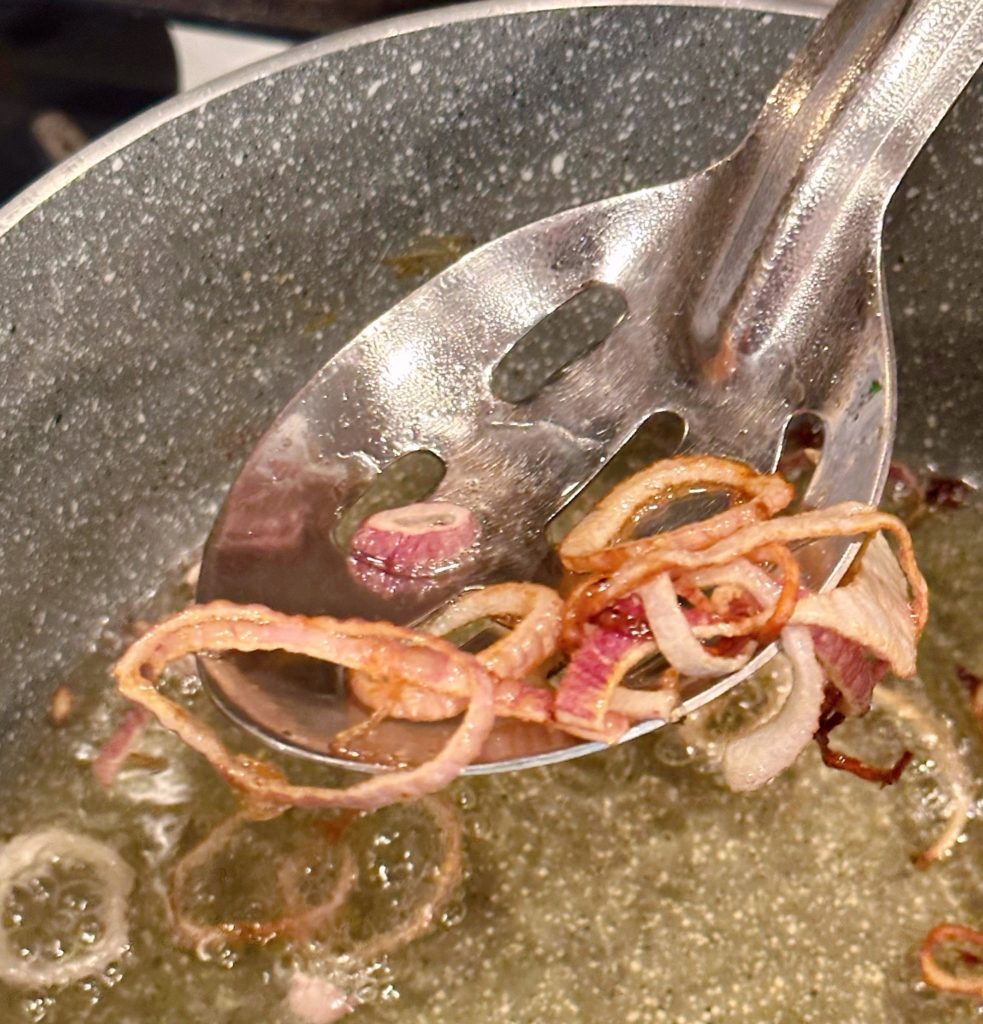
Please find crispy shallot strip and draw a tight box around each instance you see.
[350,583,559,723]
[750,543,801,644]
[425,583,562,679]
[813,707,912,786]
[563,504,927,647]
[558,455,793,574]
[676,560,779,639]
[920,923,983,1000]
[113,602,496,811]
[168,812,358,951]
[874,687,973,869]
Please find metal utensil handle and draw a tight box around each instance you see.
[762,0,983,199]
[695,0,983,357]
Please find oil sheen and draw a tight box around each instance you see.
[0,506,981,1023]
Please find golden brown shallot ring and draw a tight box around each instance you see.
[558,455,794,574]
[920,923,983,999]
[168,812,358,951]
[563,505,927,646]
[350,583,561,723]
[113,601,496,812]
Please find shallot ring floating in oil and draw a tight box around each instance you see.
[558,454,795,574]
[919,922,983,1000]
[343,795,463,962]
[167,796,462,964]
[0,828,134,990]
[873,687,972,869]
[168,811,358,951]
[112,602,497,811]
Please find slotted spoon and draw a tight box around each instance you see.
[197,0,983,773]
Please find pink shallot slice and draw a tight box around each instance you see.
[790,533,919,680]
[348,501,478,595]
[112,602,496,812]
[92,705,152,789]
[722,625,826,791]
[554,628,665,741]
[286,973,355,1024]
[809,628,887,716]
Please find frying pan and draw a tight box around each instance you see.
[0,5,979,1012]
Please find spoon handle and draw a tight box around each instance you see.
[693,0,983,357]
[752,0,983,200]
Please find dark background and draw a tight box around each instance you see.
[0,0,442,201]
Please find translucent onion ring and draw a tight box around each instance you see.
[168,812,357,952]
[563,505,927,647]
[349,583,560,723]
[112,602,496,812]
[558,454,794,574]
[874,687,972,869]
[920,923,983,999]
[0,828,134,990]
[721,624,826,792]
[343,795,463,962]
[638,572,755,678]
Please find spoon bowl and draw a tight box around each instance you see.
[198,0,983,772]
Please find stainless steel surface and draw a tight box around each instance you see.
[0,1,979,782]
[197,0,983,772]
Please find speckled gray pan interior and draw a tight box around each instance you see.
[0,0,979,748]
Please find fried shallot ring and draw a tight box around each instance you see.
[349,583,560,723]
[558,455,794,574]
[168,811,358,951]
[751,543,801,644]
[112,601,496,812]
[344,795,463,962]
[920,923,983,999]
[874,687,972,869]
[563,505,927,648]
